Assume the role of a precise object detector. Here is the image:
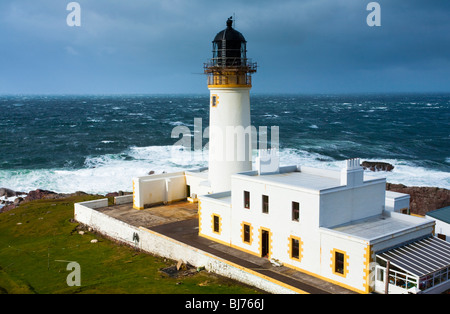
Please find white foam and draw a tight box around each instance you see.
[358,158,450,189]
[0,146,448,195]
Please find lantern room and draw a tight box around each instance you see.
[204,17,257,88]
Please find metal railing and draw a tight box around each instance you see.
[204,58,257,73]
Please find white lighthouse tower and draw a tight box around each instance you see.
[204,17,257,193]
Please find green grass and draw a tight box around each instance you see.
[0,195,261,294]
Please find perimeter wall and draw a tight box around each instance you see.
[74,199,304,294]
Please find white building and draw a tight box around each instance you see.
[426,206,450,242]
[197,152,450,294]
[131,18,450,294]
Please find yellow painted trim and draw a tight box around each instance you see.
[258,227,273,259]
[241,221,253,245]
[212,214,222,235]
[288,235,303,262]
[140,227,308,293]
[362,245,374,293]
[198,200,202,234]
[198,226,365,293]
[196,229,367,293]
[230,243,260,257]
[132,180,138,209]
[283,261,365,294]
[199,232,230,247]
[330,248,349,278]
[208,84,252,89]
[211,94,219,107]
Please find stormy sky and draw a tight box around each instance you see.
[1,0,449,94]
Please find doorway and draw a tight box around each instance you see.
[261,230,270,258]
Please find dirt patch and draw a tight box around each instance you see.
[160,262,198,278]
[96,200,198,228]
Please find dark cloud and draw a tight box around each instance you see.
[0,0,449,94]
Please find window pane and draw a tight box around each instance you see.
[292,202,299,221]
[262,195,269,213]
[244,191,250,209]
[335,252,344,274]
[292,238,299,259]
[213,216,219,233]
[244,224,250,242]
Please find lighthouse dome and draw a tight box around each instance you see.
[213,17,246,43]
[211,17,247,66]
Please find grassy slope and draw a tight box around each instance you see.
[0,195,260,294]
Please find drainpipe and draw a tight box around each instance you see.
[384,260,390,294]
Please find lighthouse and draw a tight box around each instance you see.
[204,17,257,193]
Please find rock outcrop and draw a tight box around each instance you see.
[0,188,89,213]
[386,183,450,216]
[25,189,58,202]
[361,161,395,172]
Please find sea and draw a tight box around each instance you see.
[0,94,449,196]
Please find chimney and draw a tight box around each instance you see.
[340,158,364,187]
[256,149,280,175]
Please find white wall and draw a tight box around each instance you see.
[319,181,386,227]
[229,175,321,260]
[185,171,211,197]
[426,216,450,242]
[74,201,299,294]
[385,191,410,213]
[208,87,252,193]
[198,193,232,245]
[320,230,370,293]
[133,172,186,209]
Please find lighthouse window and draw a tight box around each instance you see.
[292,202,300,221]
[211,95,217,107]
[244,191,250,209]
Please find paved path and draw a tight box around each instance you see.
[150,218,357,294]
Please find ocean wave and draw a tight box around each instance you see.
[0,146,448,195]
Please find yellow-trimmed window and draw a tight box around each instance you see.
[241,222,253,244]
[212,214,221,234]
[211,94,219,107]
[331,249,349,277]
[289,235,303,262]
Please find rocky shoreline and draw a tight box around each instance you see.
[0,188,87,212]
[0,188,133,213]
[1,183,449,216]
[0,159,447,215]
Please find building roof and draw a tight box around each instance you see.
[377,236,450,278]
[258,171,341,191]
[235,165,385,193]
[329,212,424,240]
[426,206,450,224]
